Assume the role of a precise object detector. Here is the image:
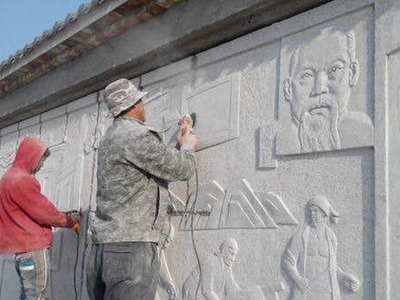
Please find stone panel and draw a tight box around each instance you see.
[276,7,374,155]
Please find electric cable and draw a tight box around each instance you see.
[78,211,92,300]
[78,97,101,300]
[189,163,202,299]
[74,230,80,300]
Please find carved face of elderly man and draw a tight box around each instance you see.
[283,196,360,300]
[283,29,360,152]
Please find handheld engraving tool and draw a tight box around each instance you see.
[180,112,197,136]
[190,112,197,128]
[68,209,82,233]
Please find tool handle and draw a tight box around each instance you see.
[71,223,80,234]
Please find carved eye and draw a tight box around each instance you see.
[301,71,314,79]
[328,65,342,75]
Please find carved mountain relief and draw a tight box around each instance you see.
[178,179,297,231]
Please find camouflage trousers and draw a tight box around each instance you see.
[87,242,160,300]
[15,248,51,300]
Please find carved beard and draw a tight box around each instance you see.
[298,98,341,152]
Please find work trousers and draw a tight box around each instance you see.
[87,242,160,300]
[15,248,51,300]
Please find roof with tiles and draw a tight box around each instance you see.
[0,0,185,99]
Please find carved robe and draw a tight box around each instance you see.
[283,226,340,300]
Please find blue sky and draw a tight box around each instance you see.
[0,0,87,62]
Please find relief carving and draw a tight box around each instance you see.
[179,180,297,231]
[36,144,65,207]
[156,221,177,300]
[0,133,19,176]
[282,195,360,299]
[258,122,277,169]
[276,28,373,155]
[182,238,285,300]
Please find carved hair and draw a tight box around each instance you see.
[307,195,339,225]
[220,238,238,252]
[289,27,357,77]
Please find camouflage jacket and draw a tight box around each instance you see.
[92,117,195,244]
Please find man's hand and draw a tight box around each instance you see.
[164,282,176,300]
[180,131,199,150]
[67,210,81,223]
[295,277,310,294]
[175,115,199,150]
[65,210,81,232]
[342,274,360,292]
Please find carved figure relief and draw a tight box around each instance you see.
[276,28,373,155]
[282,195,360,299]
[156,220,177,300]
[179,179,297,231]
[182,238,285,300]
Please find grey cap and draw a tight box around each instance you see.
[104,78,147,117]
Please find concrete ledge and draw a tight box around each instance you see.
[0,0,332,128]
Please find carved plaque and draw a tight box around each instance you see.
[184,72,240,150]
[276,16,374,155]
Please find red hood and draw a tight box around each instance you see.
[12,137,47,174]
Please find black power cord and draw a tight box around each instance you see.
[189,165,202,299]
[73,230,80,300]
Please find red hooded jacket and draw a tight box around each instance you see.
[0,137,74,254]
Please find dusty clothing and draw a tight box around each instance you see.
[87,242,160,300]
[15,248,51,300]
[0,137,74,254]
[92,117,195,244]
[182,253,239,300]
[282,226,340,300]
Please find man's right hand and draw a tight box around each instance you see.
[180,131,200,150]
[69,212,81,223]
[66,210,81,224]
[296,277,311,294]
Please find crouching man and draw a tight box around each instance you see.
[0,137,80,300]
[87,78,199,300]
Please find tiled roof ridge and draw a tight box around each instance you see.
[0,0,106,72]
[0,0,184,98]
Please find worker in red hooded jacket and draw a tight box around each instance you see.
[0,137,80,300]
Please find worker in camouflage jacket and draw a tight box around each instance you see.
[87,78,199,300]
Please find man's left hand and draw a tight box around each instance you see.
[164,281,176,300]
[343,274,360,292]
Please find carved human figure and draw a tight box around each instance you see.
[277,28,373,154]
[155,220,177,300]
[182,238,273,300]
[282,195,360,299]
[182,238,242,300]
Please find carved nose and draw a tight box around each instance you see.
[311,72,328,97]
